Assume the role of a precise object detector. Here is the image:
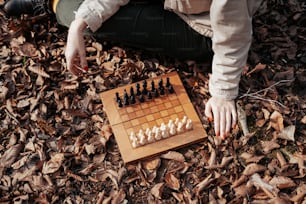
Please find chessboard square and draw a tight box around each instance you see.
[174,105,183,113]
[124,121,132,129]
[142,123,150,130]
[143,108,151,115]
[160,110,168,117]
[136,110,145,117]
[170,114,179,120]
[153,112,161,119]
[139,117,146,124]
[168,108,175,115]
[128,113,136,119]
[132,105,141,112]
[127,128,134,135]
[177,112,186,118]
[146,115,155,122]
[171,99,180,106]
[121,114,129,121]
[126,107,134,113]
[150,106,159,113]
[164,116,171,122]
[118,108,127,115]
[148,121,157,127]
[154,98,163,105]
[156,118,164,126]
[168,94,177,101]
[141,103,149,109]
[165,102,172,109]
[158,104,166,110]
[131,119,140,126]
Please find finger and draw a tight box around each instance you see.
[232,106,238,128]
[220,109,226,139]
[204,101,213,122]
[213,108,220,137]
[225,110,232,137]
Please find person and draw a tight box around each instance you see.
[3,0,263,140]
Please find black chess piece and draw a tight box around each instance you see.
[150,80,155,92]
[166,77,171,88]
[117,98,123,108]
[136,83,141,96]
[123,89,129,105]
[168,84,175,94]
[159,86,165,95]
[130,86,135,97]
[158,78,163,90]
[139,94,145,103]
[130,95,136,104]
[115,92,120,102]
[142,80,148,95]
[154,89,159,97]
[147,91,152,99]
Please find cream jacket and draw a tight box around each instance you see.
[76,0,262,100]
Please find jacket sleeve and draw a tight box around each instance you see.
[75,0,130,32]
[209,0,257,100]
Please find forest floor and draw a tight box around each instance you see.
[0,0,305,203]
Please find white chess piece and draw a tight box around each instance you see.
[154,127,162,140]
[147,130,155,143]
[129,132,136,141]
[169,124,176,136]
[182,116,188,126]
[174,118,179,126]
[186,119,193,130]
[138,130,146,145]
[177,122,184,133]
[168,120,174,129]
[130,132,139,148]
[160,123,169,138]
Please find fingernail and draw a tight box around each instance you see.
[208,117,213,122]
[83,66,88,71]
[216,131,220,137]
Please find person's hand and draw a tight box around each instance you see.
[204,96,237,140]
[65,18,88,76]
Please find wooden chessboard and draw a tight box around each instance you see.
[100,71,207,163]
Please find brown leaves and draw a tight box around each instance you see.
[42,153,64,174]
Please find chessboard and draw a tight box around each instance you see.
[100,71,207,163]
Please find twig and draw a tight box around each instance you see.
[239,79,293,108]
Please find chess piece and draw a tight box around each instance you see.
[166,77,171,88]
[136,83,141,96]
[154,89,159,97]
[159,86,165,95]
[150,80,155,92]
[160,123,169,138]
[130,132,139,148]
[124,94,129,106]
[169,124,177,136]
[175,118,180,126]
[147,130,155,143]
[130,95,136,104]
[130,86,135,97]
[177,122,184,133]
[147,91,152,99]
[154,127,162,140]
[117,98,123,108]
[139,94,145,103]
[138,130,146,145]
[168,84,175,94]
[168,120,174,128]
[115,92,120,102]
[142,80,148,95]
[182,116,188,126]
[158,78,163,90]
[186,119,193,130]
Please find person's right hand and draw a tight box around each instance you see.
[65,18,88,76]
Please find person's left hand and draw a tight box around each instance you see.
[204,96,237,140]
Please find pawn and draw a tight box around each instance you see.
[142,80,148,95]
[182,116,188,126]
[124,95,129,106]
[186,119,193,130]
[115,92,121,102]
[139,94,145,103]
[150,80,155,92]
[169,124,177,136]
[177,122,184,133]
[147,91,152,99]
[159,87,165,95]
[117,98,123,108]
[136,83,141,96]
[168,84,175,94]
[130,95,136,104]
[130,86,135,97]
[147,131,155,143]
[158,78,163,90]
[154,128,162,140]
[166,77,171,88]
[154,89,159,97]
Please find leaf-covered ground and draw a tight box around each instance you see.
[0,1,305,203]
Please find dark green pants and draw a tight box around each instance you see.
[56,0,213,61]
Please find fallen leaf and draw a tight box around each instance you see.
[269,111,284,131]
[165,173,180,191]
[277,125,295,141]
[261,140,280,154]
[243,163,266,176]
[101,124,113,140]
[269,176,296,189]
[161,151,185,162]
[142,158,161,170]
[150,183,164,199]
[42,153,65,174]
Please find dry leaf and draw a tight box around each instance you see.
[249,173,278,198]
[142,158,161,170]
[243,163,266,176]
[269,111,284,131]
[165,173,180,191]
[161,151,185,162]
[269,176,296,189]
[261,140,280,154]
[28,61,50,78]
[150,183,164,199]
[277,125,295,141]
[101,124,113,140]
[42,153,65,174]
